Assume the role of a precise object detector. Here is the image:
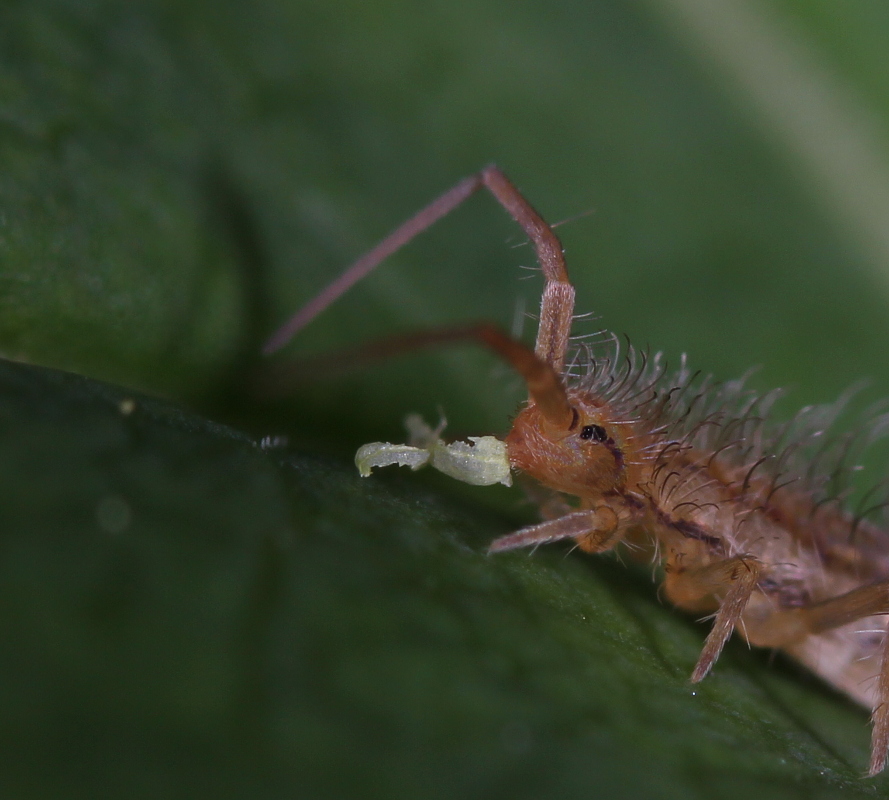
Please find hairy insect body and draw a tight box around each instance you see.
[267,166,889,776]
[506,381,889,705]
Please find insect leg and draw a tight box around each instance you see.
[740,581,889,776]
[746,582,889,646]
[487,507,625,554]
[873,638,889,777]
[663,555,762,682]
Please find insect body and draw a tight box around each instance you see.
[265,166,889,776]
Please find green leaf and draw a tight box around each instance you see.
[5,2,889,798]
[0,358,885,799]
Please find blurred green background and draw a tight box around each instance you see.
[4,0,889,797]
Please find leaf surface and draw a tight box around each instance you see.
[0,359,883,799]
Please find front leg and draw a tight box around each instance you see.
[488,504,630,555]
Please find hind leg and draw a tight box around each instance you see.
[741,581,889,776]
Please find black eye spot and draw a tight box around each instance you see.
[580,424,607,442]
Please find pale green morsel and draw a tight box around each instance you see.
[355,414,512,487]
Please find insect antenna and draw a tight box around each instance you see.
[263,166,576,376]
[263,174,484,353]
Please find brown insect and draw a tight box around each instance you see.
[264,166,889,776]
